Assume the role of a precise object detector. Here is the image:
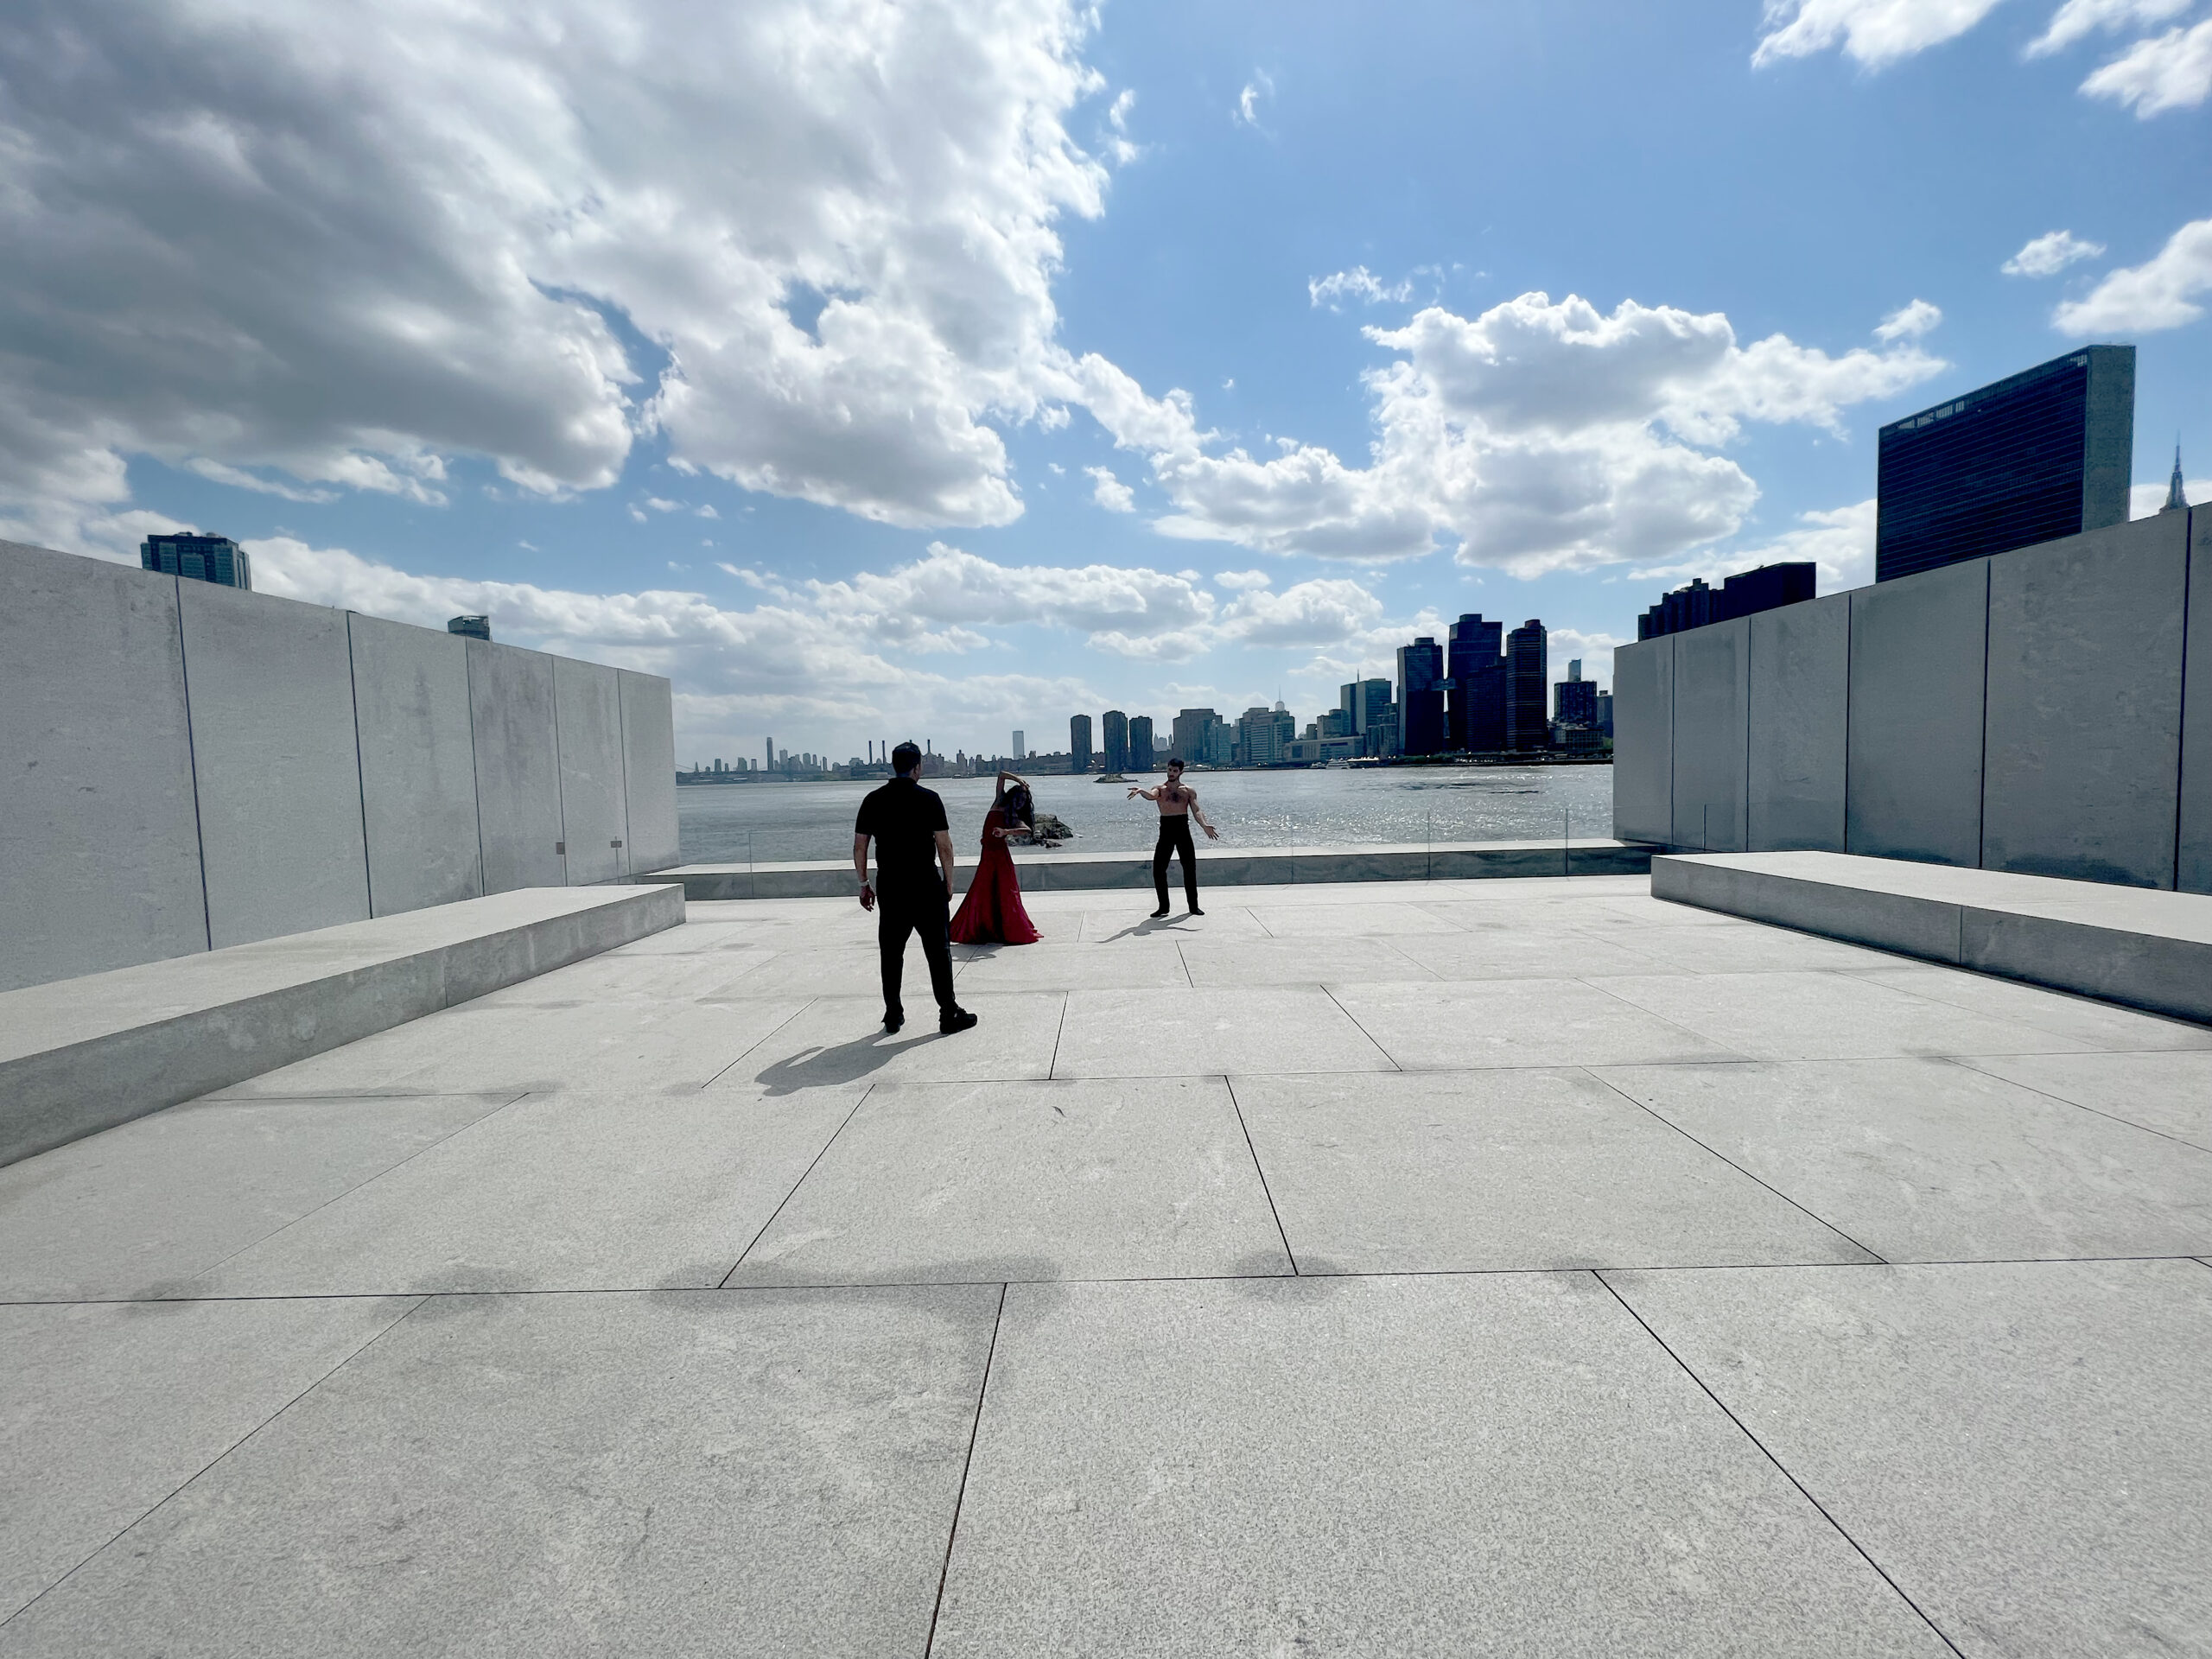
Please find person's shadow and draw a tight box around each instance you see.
[1093,914,1192,944]
[753,1029,938,1096]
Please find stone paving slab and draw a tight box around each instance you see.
[1598,1058,2212,1261]
[1608,1260,2212,1659]
[728,993,1069,1093]
[930,1274,1949,1658]
[1233,1068,1874,1273]
[1052,986,1395,1077]
[1174,935,1437,986]
[0,1296,417,1622]
[1329,978,1742,1070]
[1959,1048,2212,1151]
[194,1085,862,1297]
[950,939,1192,991]
[0,1092,518,1301]
[0,1288,996,1658]
[731,1078,1289,1286]
[1845,964,2212,1052]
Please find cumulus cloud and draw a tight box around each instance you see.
[2028,0,2194,54]
[1078,291,1941,576]
[1309,267,1413,309]
[1874,298,1944,340]
[2004,230,2107,275]
[0,0,1116,547]
[2079,17,2212,112]
[2131,474,2207,516]
[1085,466,1136,512]
[1752,0,2007,67]
[2054,214,2212,330]
[1628,499,1880,593]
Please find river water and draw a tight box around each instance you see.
[677,764,1615,865]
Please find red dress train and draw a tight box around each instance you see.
[950,808,1042,944]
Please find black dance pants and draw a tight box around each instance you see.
[878,888,957,1019]
[1153,817,1199,910]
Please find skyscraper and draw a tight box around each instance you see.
[1505,620,1548,752]
[1446,613,1505,753]
[1396,637,1446,755]
[1128,715,1154,773]
[1012,730,1026,760]
[2163,445,2190,512]
[1070,714,1093,773]
[1172,707,1226,767]
[140,532,251,589]
[1554,658,1598,727]
[1236,703,1297,766]
[1876,345,2133,582]
[1102,709,1129,772]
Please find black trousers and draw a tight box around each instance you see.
[1153,817,1199,910]
[879,890,957,1019]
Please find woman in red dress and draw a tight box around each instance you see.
[950,771,1043,945]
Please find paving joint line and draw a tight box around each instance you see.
[1318,983,1402,1071]
[1938,1054,2212,1154]
[717,1083,876,1288]
[1223,1076,1299,1275]
[698,995,821,1091]
[1591,1269,1967,1659]
[924,1281,1007,1658]
[1046,992,1071,1080]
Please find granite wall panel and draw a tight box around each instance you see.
[1981,514,2187,888]
[1670,617,1750,852]
[1747,594,1849,853]
[348,613,485,914]
[618,670,679,874]
[1611,637,1673,845]
[466,639,567,893]
[179,581,372,948]
[0,542,209,991]
[1847,558,1990,867]
[554,656,626,885]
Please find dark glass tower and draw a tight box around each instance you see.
[1875,345,2133,582]
[141,532,252,590]
[1069,713,1093,774]
[1505,620,1548,752]
[1396,637,1446,755]
[1446,613,1505,753]
[1128,715,1154,772]
[1102,709,1129,772]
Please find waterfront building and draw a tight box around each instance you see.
[140,532,251,589]
[1128,715,1154,772]
[1596,690,1614,735]
[446,614,491,641]
[1876,345,2133,582]
[1012,730,1026,760]
[1236,702,1297,766]
[1637,563,1816,640]
[1506,620,1548,752]
[1339,678,1394,753]
[1172,707,1226,766]
[1397,638,1446,755]
[2163,445,2190,512]
[1070,714,1093,773]
[1102,709,1129,772]
[1555,658,1598,728]
[1447,613,1506,753]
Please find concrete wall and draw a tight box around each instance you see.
[0,540,679,991]
[1747,593,1849,853]
[0,542,209,993]
[1847,557,1989,868]
[348,613,485,916]
[620,670,680,874]
[1618,511,2211,892]
[1981,514,2188,887]
[467,639,567,893]
[2182,508,2212,895]
[1670,617,1749,852]
[553,656,627,885]
[180,581,373,949]
[1610,636,1672,844]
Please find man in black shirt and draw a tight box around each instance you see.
[853,742,978,1035]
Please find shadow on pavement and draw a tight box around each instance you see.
[753,1029,939,1095]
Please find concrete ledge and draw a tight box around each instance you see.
[1653,851,2212,1024]
[0,885,683,1166]
[649,839,1656,900]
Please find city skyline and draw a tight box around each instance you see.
[0,3,2206,766]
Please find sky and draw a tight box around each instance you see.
[2,0,2208,767]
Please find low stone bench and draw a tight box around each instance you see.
[652,838,1656,899]
[0,885,683,1166]
[1654,851,2212,1025]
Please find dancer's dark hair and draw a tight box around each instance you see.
[891,741,923,774]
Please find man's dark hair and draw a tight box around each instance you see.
[891,741,923,775]
[1166,756,1185,768]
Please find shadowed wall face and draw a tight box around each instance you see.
[1669,618,1748,854]
[348,613,485,917]
[1847,557,1990,869]
[1746,594,1848,855]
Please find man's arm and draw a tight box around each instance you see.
[1188,791,1220,840]
[1127,785,1159,801]
[852,834,874,909]
[935,829,957,897]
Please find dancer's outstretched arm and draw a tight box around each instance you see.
[1187,791,1220,840]
[1127,785,1160,801]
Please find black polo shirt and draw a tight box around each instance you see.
[855,777,950,899]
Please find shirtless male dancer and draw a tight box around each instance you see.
[1128,757,1218,918]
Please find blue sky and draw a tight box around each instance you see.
[3,0,2207,764]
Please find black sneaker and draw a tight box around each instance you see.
[1186,906,1205,916]
[884,1012,904,1033]
[939,1007,979,1035]
[1148,906,1170,918]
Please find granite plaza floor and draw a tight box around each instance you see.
[4,874,2212,1656]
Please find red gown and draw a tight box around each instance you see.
[950,805,1042,944]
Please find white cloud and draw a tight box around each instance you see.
[0,0,1117,544]
[2131,475,2206,516]
[1214,569,1272,589]
[642,498,683,513]
[2028,0,2194,54]
[1544,629,1628,692]
[1235,72,1274,126]
[1874,298,1943,340]
[1078,292,1942,575]
[1103,88,1143,165]
[2054,214,2212,330]
[1752,0,2007,67]
[1085,466,1136,512]
[1309,267,1413,309]
[2003,229,2107,275]
[1628,499,1879,593]
[695,504,720,519]
[2080,17,2212,112]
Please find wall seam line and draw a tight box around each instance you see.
[462,640,489,897]
[2173,509,2194,892]
[344,613,376,918]
[1976,561,1992,870]
[550,656,570,887]
[172,576,215,954]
